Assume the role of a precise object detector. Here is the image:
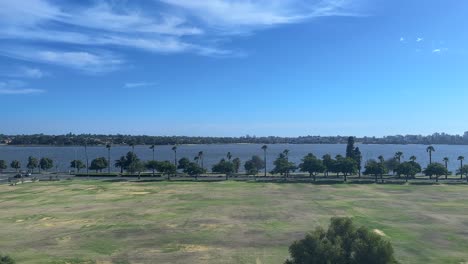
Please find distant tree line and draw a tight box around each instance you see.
[3,137,467,184]
[2,132,468,146]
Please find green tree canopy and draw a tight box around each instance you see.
[177,157,191,170]
[299,153,325,181]
[212,158,235,177]
[363,160,388,177]
[70,160,86,172]
[0,254,15,264]
[285,217,398,264]
[395,161,421,181]
[423,162,448,181]
[10,160,21,172]
[27,156,38,172]
[89,157,108,173]
[39,157,54,172]
[244,155,265,175]
[156,161,177,176]
[271,153,296,176]
[0,160,7,172]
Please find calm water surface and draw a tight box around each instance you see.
[1,144,467,172]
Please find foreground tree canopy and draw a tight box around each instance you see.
[285,217,398,264]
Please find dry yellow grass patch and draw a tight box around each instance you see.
[373,229,386,236]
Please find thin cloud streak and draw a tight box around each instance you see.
[0,88,45,95]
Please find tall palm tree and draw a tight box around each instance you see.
[115,156,126,174]
[378,155,385,183]
[458,156,464,179]
[129,142,135,152]
[84,140,89,176]
[227,152,232,161]
[261,145,268,177]
[283,149,290,177]
[394,151,403,163]
[106,143,111,174]
[443,157,449,179]
[426,146,435,164]
[198,151,204,169]
[150,144,155,161]
[172,146,178,167]
[409,156,417,162]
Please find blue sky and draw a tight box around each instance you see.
[1,0,467,137]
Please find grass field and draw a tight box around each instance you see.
[1,180,467,264]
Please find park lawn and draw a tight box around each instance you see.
[0,181,467,264]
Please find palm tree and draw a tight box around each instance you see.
[394,151,403,163]
[378,155,385,183]
[198,151,204,169]
[458,156,464,179]
[106,143,111,174]
[84,140,89,176]
[227,152,232,161]
[115,156,126,174]
[443,157,449,179]
[261,145,268,177]
[150,144,155,161]
[409,156,417,162]
[426,146,435,164]
[172,146,178,167]
[129,143,135,152]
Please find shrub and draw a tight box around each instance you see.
[285,217,398,264]
[0,254,15,264]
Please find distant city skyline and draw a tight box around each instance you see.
[1,0,468,136]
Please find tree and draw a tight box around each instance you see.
[70,160,86,173]
[0,254,15,264]
[395,161,421,182]
[145,160,159,176]
[244,155,265,176]
[394,151,403,164]
[322,154,333,177]
[385,158,399,176]
[150,144,156,161]
[89,157,108,173]
[172,146,178,167]
[178,157,191,171]
[364,160,388,183]
[10,160,21,172]
[115,156,127,173]
[226,152,232,161]
[409,156,417,162]
[299,153,325,182]
[261,145,268,177]
[377,155,385,183]
[39,158,53,172]
[232,157,241,174]
[426,146,435,164]
[127,159,145,177]
[284,217,398,264]
[128,142,135,152]
[443,157,449,179]
[271,153,296,179]
[198,151,204,169]
[457,156,465,179]
[156,161,177,180]
[212,158,235,180]
[0,160,7,173]
[346,136,356,159]
[354,147,362,177]
[335,156,357,182]
[27,156,38,173]
[457,165,468,181]
[106,143,111,173]
[423,163,448,182]
[184,162,206,180]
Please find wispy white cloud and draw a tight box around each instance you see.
[0,80,45,95]
[0,0,366,71]
[124,82,158,89]
[400,37,405,42]
[416,37,424,42]
[160,0,362,34]
[1,48,123,73]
